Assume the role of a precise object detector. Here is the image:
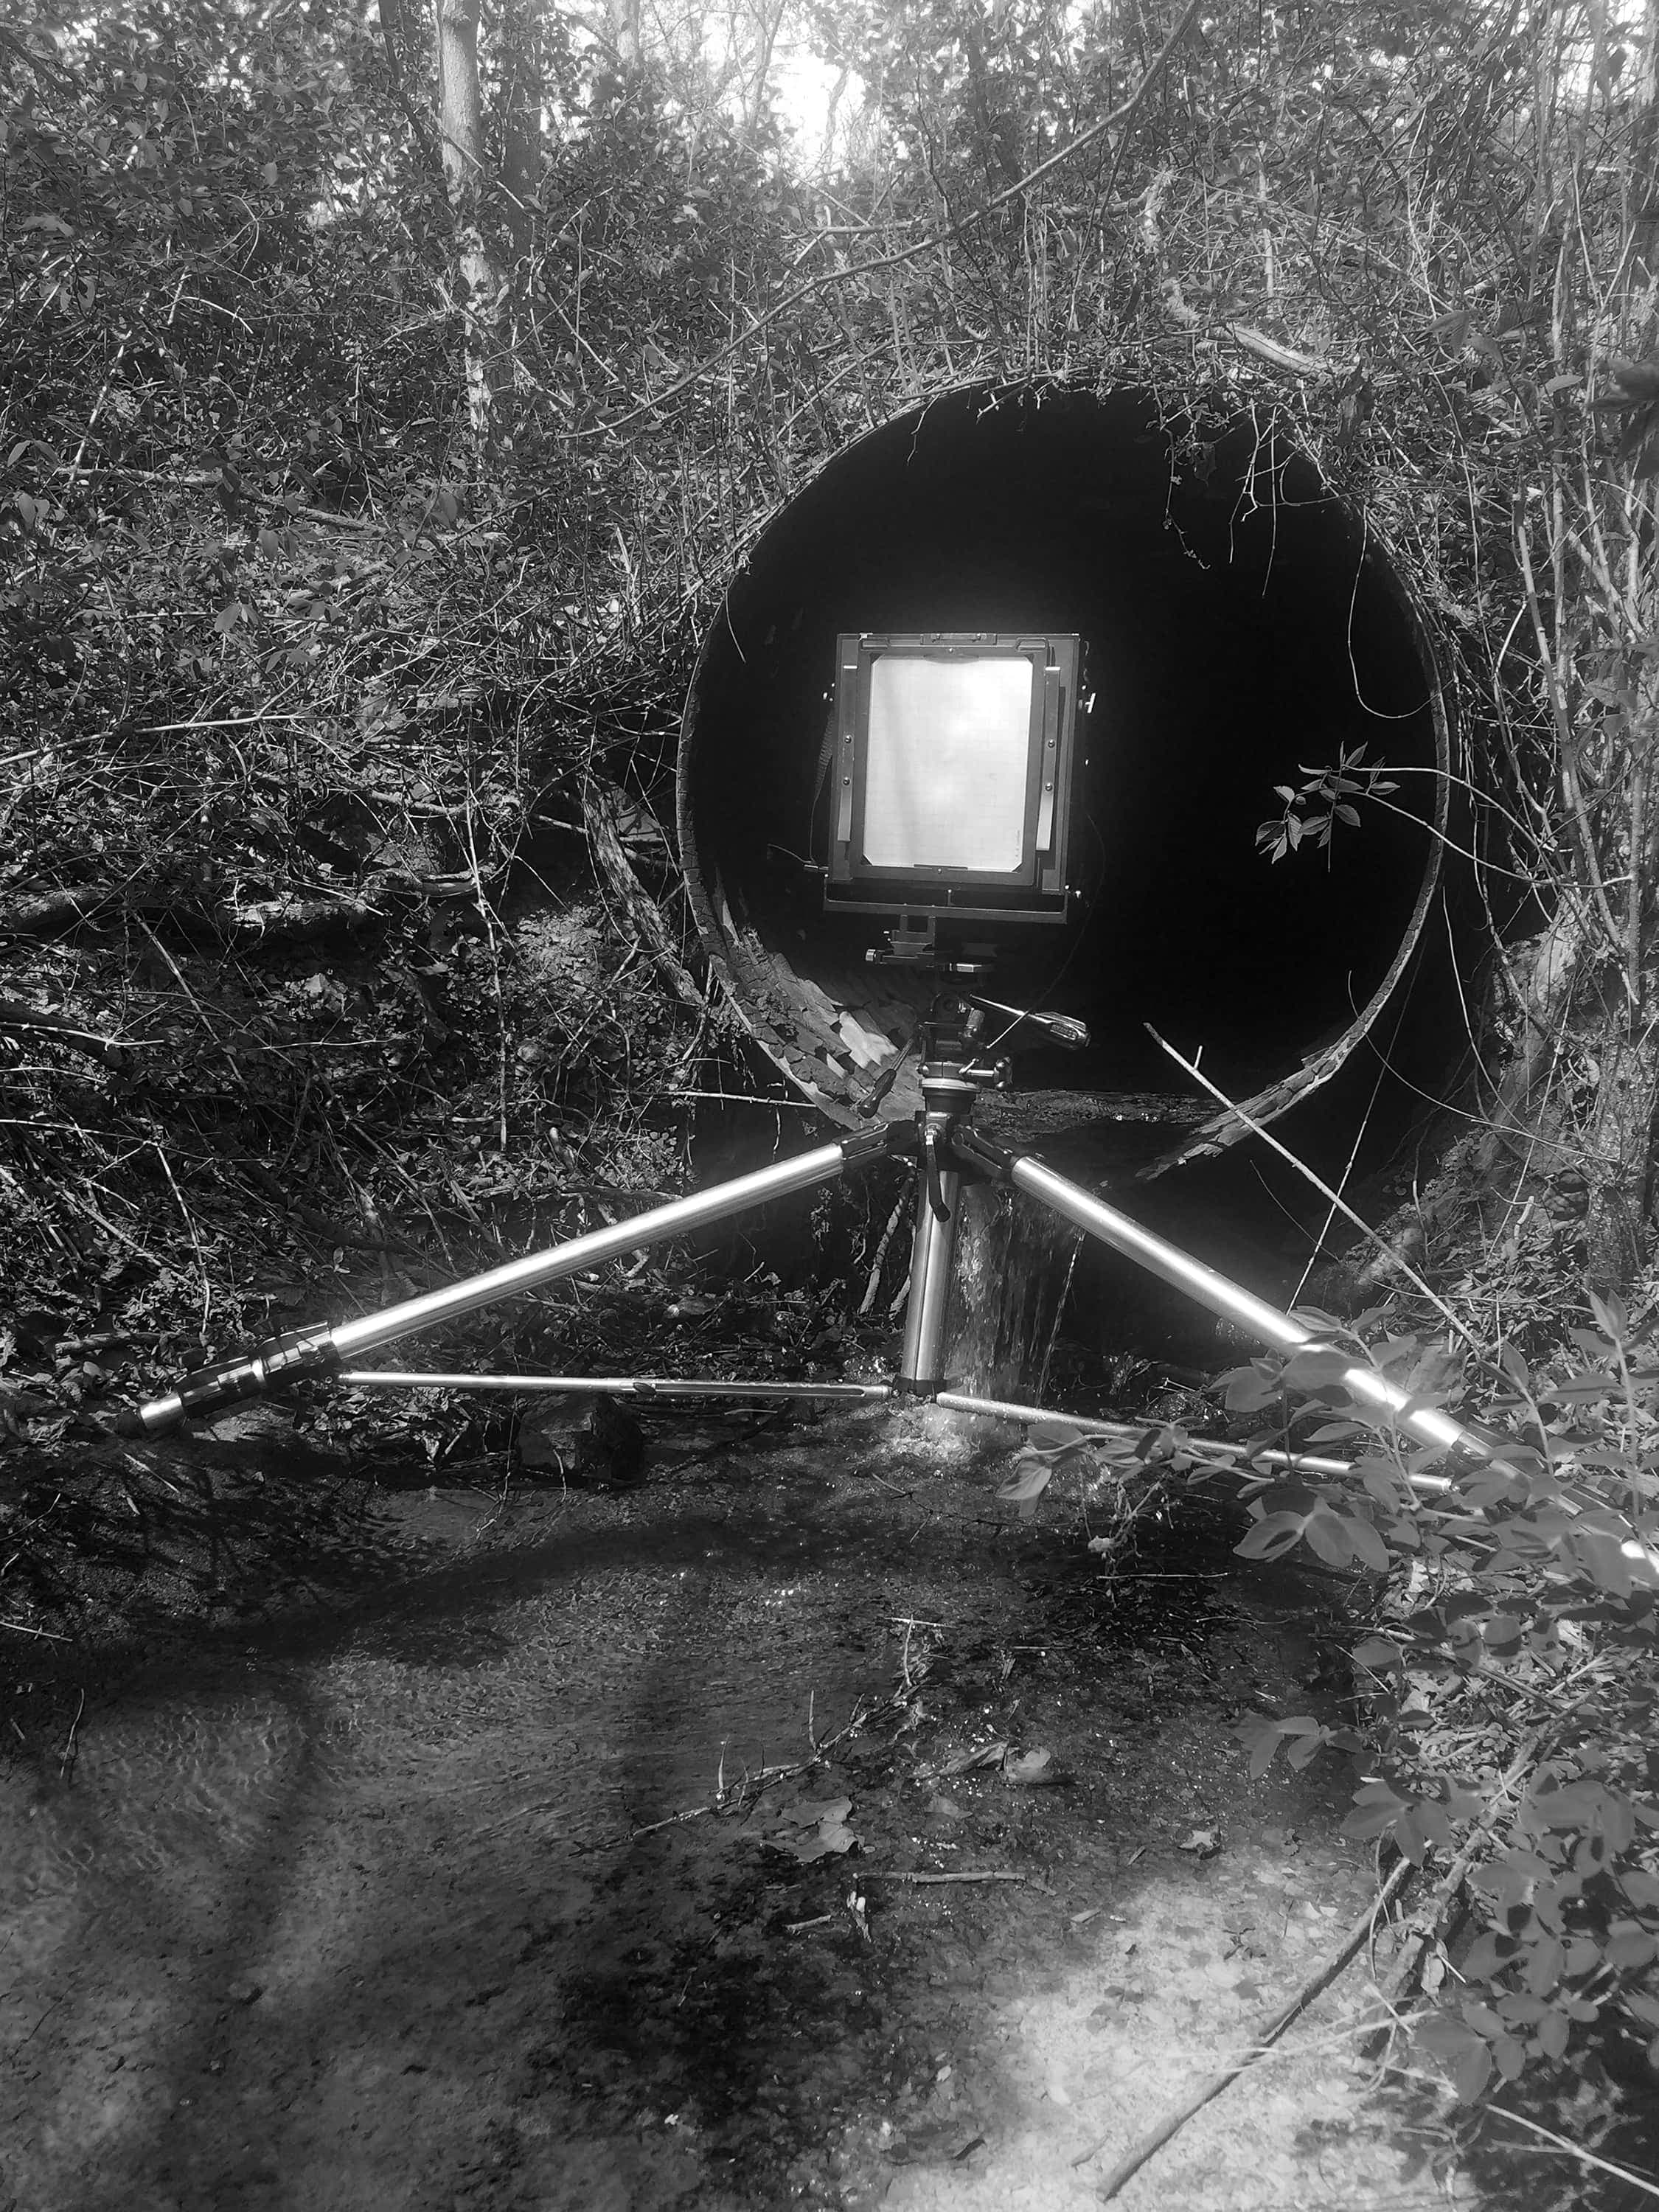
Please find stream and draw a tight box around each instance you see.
[0,1399,1498,2212]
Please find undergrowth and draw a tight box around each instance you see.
[1015,1273,1659,2138]
[7,0,1659,2168]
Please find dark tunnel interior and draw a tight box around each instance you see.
[680,383,1447,1107]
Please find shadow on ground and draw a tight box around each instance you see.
[2,1408,1651,2211]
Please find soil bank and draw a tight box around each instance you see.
[1,1408,1543,2210]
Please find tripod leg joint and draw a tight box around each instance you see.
[954,1127,1015,1186]
[116,1324,341,1438]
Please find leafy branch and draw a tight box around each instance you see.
[1256,744,1399,864]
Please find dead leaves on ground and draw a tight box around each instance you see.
[767,1794,858,1864]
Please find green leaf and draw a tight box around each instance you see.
[1343,1515,1392,1573]
[1305,1507,1355,1568]
[1343,1779,1407,1840]
[1525,1779,1608,1833]
[1397,1799,1453,1861]
[997,1453,1053,1504]
[1234,1509,1312,1562]
[1026,1421,1088,1462]
[1536,2008,1571,2059]
[1523,1935,1565,1995]
[1281,1346,1355,1391]
[1464,1930,1521,1980]
[1223,1364,1283,1413]
[1497,1340,1531,1390]
[1601,1794,1638,1854]
[1239,1717,1283,1779]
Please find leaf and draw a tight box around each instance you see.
[1223,1363,1284,1413]
[1026,1421,1087,1458]
[1396,1800,1453,1862]
[1453,2036,1493,2101]
[1305,1507,1357,1568]
[1550,1371,1621,1405]
[773,1796,857,1863]
[926,1740,1008,1780]
[1343,1779,1408,1840]
[1003,1747,1059,1787]
[1235,1509,1314,1562]
[1463,1930,1521,1980]
[1281,1346,1355,1391]
[1413,2012,1492,2101]
[1493,2033,1526,2082]
[1608,1927,1658,1970]
[997,1453,1053,1505]
[1536,2008,1571,2060]
[1497,1340,1531,1391]
[1524,1779,1608,1834]
[1239,1718,1283,1779]
[1178,1826,1222,1856]
[1573,1531,1638,1596]
[1344,1515,1392,1573]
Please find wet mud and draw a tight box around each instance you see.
[0,1409,1530,2209]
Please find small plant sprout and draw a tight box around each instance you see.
[1256,745,1399,865]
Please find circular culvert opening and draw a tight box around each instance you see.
[679,382,1449,1155]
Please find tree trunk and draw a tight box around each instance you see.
[434,0,504,456]
[606,0,640,70]
[498,0,540,269]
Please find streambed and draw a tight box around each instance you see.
[4,1408,1475,2211]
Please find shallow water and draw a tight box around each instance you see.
[950,1187,1079,1402]
[0,1414,1568,2211]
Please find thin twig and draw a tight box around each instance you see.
[1486,2105,1659,2202]
[1147,1026,1478,1349]
[1374,1731,1548,2021]
[58,1687,86,1781]
[1082,1856,1414,2194]
[578,0,1204,434]
[856,1869,1026,1885]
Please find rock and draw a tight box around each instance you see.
[515,1393,646,1486]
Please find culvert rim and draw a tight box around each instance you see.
[676,375,1453,1172]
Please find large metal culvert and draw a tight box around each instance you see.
[677,383,1450,1172]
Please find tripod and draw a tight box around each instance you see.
[116,970,1509,1487]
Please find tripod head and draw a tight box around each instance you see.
[864,914,1088,1104]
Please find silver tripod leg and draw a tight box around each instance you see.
[961,1138,1520,1477]
[896,1147,959,1390]
[125,1126,896,1435]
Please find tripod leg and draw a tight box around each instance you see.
[959,1137,1517,1476]
[897,1150,959,1390]
[123,1125,897,1435]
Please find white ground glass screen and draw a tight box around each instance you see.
[862,655,1034,871]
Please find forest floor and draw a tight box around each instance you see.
[0,1399,1621,2212]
